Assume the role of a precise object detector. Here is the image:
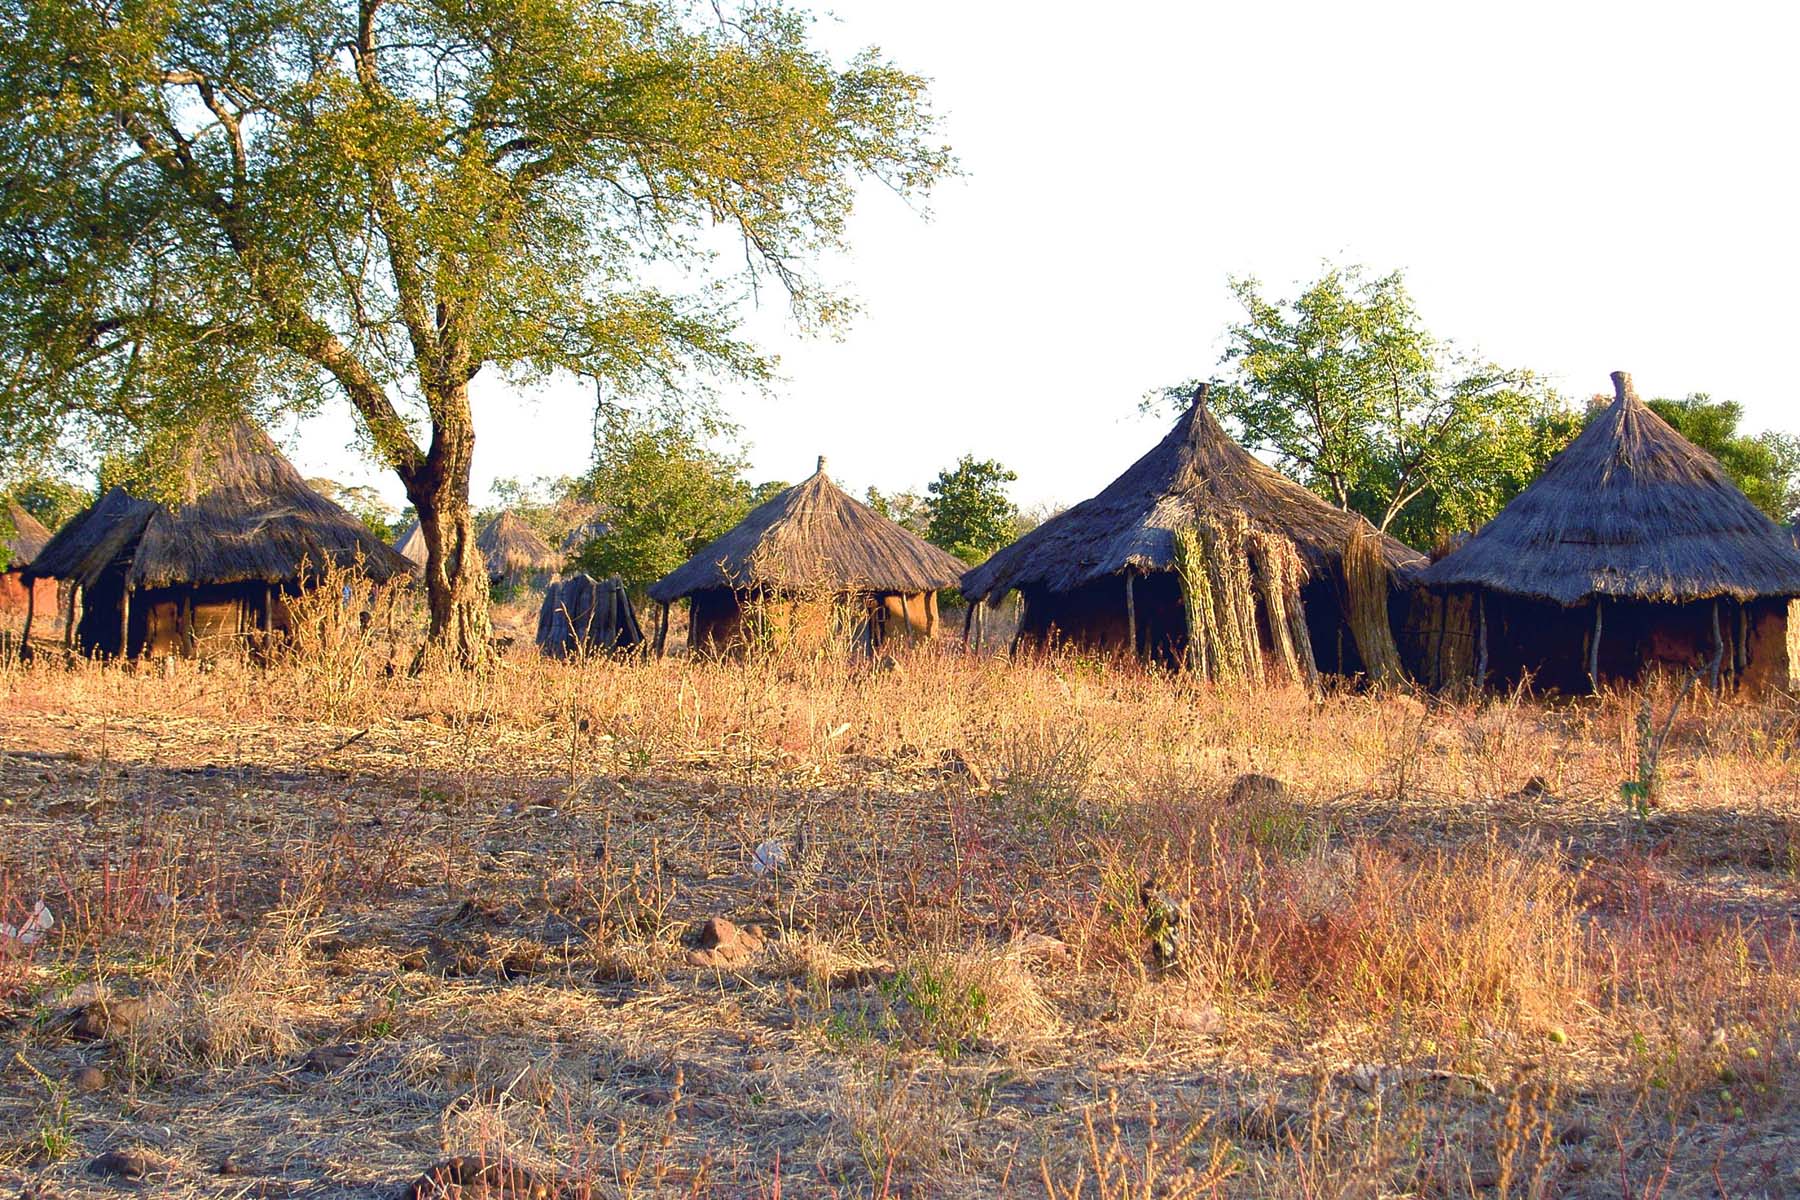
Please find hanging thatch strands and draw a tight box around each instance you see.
[1344,521,1405,684]
[1199,514,1261,684]
[1174,514,1316,688]
[1173,526,1212,678]
[1436,591,1475,687]
[1248,528,1317,690]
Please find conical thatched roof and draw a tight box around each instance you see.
[1419,372,1800,606]
[477,511,558,578]
[3,502,53,568]
[26,418,410,589]
[393,519,427,568]
[649,457,967,604]
[961,388,1424,602]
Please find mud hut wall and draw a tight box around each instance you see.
[688,587,744,654]
[874,591,940,643]
[1300,576,1365,678]
[1467,593,1791,693]
[141,583,271,658]
[1737,598,1795,694]
[0,571,57,630]
[74,576,280,658]
[1015,572,1188,663]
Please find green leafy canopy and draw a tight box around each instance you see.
[1154,264,1576,548]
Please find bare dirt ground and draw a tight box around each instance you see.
[2,631,1799,1198]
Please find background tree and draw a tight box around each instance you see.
[1638,394,1799,525]
[865,486,932,538]
[570,408,759,588]
[306,477,399,540]
[1156,265,1573,548]
[0,0,951,661]
[2,474,91,533]
[925,455,1020,563]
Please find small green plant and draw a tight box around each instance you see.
[37,1085,75,1161]
[882,959,992,1060]
[1621,674,1697,822]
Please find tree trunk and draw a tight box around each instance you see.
[405,389,493,666]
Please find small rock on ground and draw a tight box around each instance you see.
[686,917,764,968]
[88,1149,161,1182]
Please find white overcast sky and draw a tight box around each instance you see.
[286,0,1800,514]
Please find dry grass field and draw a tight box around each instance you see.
[3,608,1800,1197]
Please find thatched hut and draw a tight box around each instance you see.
[647,457,966,655]
[1,502,56,632]
[477,511,558,590]
[25,418,411,658]
[959,387,1425,679]
[1418,372,1800,693]
[392,519,428,570]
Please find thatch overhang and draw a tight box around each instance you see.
[25,419,410,589]
[4,502,53,568]
[960,387,1425,603]
[648,458,967,605]
[1418,372,1800,606]
[477,511,558,579]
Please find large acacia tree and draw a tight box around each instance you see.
[0,0,950,661]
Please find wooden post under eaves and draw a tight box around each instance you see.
[119,587,132,659]
[1125,573,1137,658]
[1475,593,1488,688]
[20,579,33,646]
[1587,599,1603,691]
[1709,600,1724,689]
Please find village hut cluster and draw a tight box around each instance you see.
[10,371,1800,692]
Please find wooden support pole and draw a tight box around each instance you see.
[1588,598,1603,692]
[1125,572,1137,658]
[1475,592,1489,687]
[21,579,34,646]
[65,583,80,648]
[1710,600,1724,689]
[119,586,131,660]
[961,601,974,646]
[654,601,669,659]
[1735,602,1749,679]
[181,591,195,657]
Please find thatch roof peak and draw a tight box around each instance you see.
[648,462,965,603]
[4,502,53,567]
[27,417,410,589]
[393,519,427,568]
[478,510,558,577]
[960,388,1423,602]
[1420,371,1800,605]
